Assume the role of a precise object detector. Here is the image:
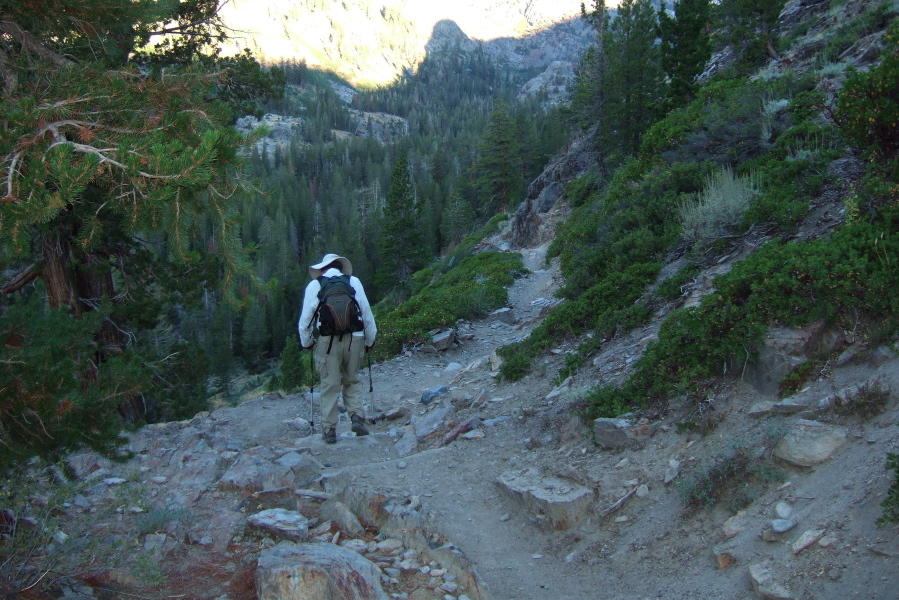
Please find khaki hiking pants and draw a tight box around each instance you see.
[314,333,365,430]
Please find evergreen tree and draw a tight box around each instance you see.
[573,1,611,172]
[473,99,525,215]
[602,0,666,161]
[0,0,282,465]
[279,335,307,393]
[713,0,786,67]
[241,300,270,373]
[377,155,425,300]
[658,0,712,107]
[440,192,477,247]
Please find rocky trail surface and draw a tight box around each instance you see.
[43,229,899,600]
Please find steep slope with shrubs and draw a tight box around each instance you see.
[501,0,899,421]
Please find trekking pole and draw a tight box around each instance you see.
[308,346,315,428]
[367,349,373,393]
[367,348,374,419]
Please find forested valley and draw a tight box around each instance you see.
[198,52,571,411]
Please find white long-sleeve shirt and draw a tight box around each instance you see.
[297,268,377,348]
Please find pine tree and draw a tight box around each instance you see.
[602,0,666,161]
[0,0,282,466]
[279,335,307,393]
[713,0,786,67]
[440,192,476,247]
[241,300,270,373]
[473,99,525,215]
[658,0,712,107]
[377,155,425,300]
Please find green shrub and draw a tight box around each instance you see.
[818,3,898,68]
[498,262,660,381]
[779,361,818,397]
[375,250,526,358]
[677,442,784,513]
[879,453,899,524]
[742,122,844,228]
[135,507,190,535]
[834,378,892,418]
[836,20,899,166]
[565,171,601,208]
[582,205,899,418]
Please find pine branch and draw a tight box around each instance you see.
[0,46,17,94]
[0,19,73,67]
[0,264,38,295]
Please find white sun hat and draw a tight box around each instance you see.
[309,253,353,278]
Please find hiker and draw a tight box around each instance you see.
[298,253,377,444]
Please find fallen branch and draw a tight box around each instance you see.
[295,489,333,501]
[599,486,638,519]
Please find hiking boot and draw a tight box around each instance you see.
[350,413,369,437]
[322,427,337,444]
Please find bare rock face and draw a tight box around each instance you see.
[510,129,597,248]
[496,468,594,530]
[256,542,388,600]
[739,321,843,395]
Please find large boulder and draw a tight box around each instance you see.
[496,468,594,531]
[773,420,847,467]
[256,542,388,600]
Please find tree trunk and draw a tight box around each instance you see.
[41,231,83,317]
[40,228,145,422]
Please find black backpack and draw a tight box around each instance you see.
[314,275,364,339]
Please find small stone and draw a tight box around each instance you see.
[771,519,796,533]
[760,528,780,543]
[774,501,793,519]
[377,539,404,552]
[613,515,629,523]
[499,513,511,522]
[635,484,650,498]
[792,529,825,555]
[397,461,407,469]
[818,534,839,548]
[716,551,737,569]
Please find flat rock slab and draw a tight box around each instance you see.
[749,562,794,600]
[774,419,847,467]
[256,541,388,600]
[247,508,309,542]
[496,468,594,531]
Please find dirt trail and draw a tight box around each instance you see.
[216,235,899,600]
